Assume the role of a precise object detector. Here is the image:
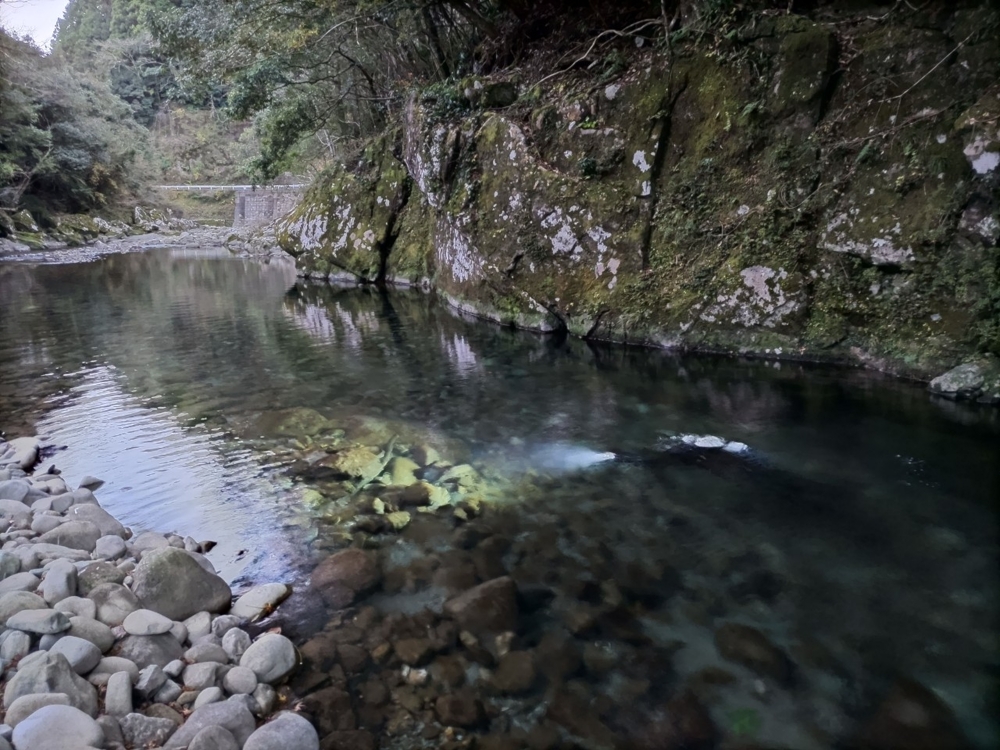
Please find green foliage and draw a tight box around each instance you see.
[0,29,147,214]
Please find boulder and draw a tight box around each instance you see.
[3,651,99,716]
[244,711,320,750]
[929,362,987,400]
[131,547,231,620]
[11,704,103,750]
[443,576,519,635]
[163,699,256,748]
[310,548,380,608]
[114,633,186,669]
[37,520,102,552]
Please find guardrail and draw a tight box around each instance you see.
[155,185,308,191]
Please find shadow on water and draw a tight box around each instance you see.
[0,247,998,747]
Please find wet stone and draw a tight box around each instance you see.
[714,622,794,684]
[491,650,536,694]
[120,712,178,748]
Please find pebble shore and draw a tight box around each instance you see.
[0,433,318,750]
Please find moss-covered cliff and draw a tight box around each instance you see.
[276,2,1000,388]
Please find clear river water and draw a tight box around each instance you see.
[0,242,997,749]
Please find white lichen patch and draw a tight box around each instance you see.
[435,218,485,284]
[699,266,800,329]
[633,150,651,173]
[605,84,621,100]
[963,135,1000,175]
[821,210,915,266]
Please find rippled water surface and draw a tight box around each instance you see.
[0,245,997,748]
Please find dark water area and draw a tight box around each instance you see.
[0,245,997,749]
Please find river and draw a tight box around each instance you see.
[0,240,997,749]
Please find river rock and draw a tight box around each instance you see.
[11,704,103,749]
[183,661,220,689]
[189,725,240,750]
[223,665,257,695]
[31,514,63,535]
[6,608,70,634]
[222,627,251,661]
[154,678,183,704]
[491,651,536,693]
[132,547,231,620]
[4,692,72,727]
[54,596,97,620]
[115,633,185,669]
[444,576,519,635]
[93,534,127,561]
[87,582,140,625]
[0,499,31,528]
[252,683,276,716]
[49,635,102,675]
[184,611,212,641]
[130,531,170,556]
[135,664,167,697]
[3,651,99,716]
[194,686,224,708]
[0,479,30,503]
[77,561,126,594]
[123,609,174,636]
[714,622,793,684]
[37,520,102,553]
[4,437,39,470]
[435,694,485,727]
[120,712,177,748]
[0,630,31,663]
[105,671,132,716]
[230,583,292,622]
[0,591,47,622]
[211,614,242,638]
[240,633,297,684]
[163,699,257,748]
[310,548,380,608]
[244,711,320,750]
[66,503,127,538]
[929,362,986,399]
[0,572,39,594]
[187,642,230,663]
[0,550,21,579]
[28,543,91,563]
[855,678,970,750]
[67,615,115,652]
[40,559,77,605]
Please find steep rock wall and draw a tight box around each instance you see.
[277,4,1000,382]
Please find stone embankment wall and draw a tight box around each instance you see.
[234,188,302,229]
[275,3,1000,384]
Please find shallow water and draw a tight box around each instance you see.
[0,245,997,747]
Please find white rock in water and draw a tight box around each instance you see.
[680,434,698,445]
[693,435,726,449]
[723,441,750,454]
[229,583,291,623]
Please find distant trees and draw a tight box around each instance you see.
[0,28,147,218]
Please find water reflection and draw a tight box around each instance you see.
[0,248,997,747]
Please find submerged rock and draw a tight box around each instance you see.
[713,622,793,685]
[855,678,971,750]
[310,548,380,608]
[444,576,519,636]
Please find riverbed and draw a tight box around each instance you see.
[1,238,997,749]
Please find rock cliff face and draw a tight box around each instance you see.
[276,3,1000,382]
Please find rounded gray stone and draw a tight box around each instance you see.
[105,671,133,716]
[6,608,70,634]
[183,611,212,641]
[115,633,185,669]
[53,595,97,620]
[94,534,128,561]
[122,608,174,636]
[11,704,103,749]
[162,699,256,748]
[229,583,292,623]
[193,685,224,708]
[183,661,220,690]
[0,572,39,595]
[37,520,102,553]
[3,651,99,715]
[222,627,251,661]
[4,692,71,727]
[48,635,102,675]
[67,615,115,653]
[0,629,31,663]
[0,591,46,622]
[40,559,78,605]
[87,582,139,626]
[222,665,257,695]
[188,725,239,750]
[0,550,21,579]
[239,634,297,684]
[244,711,320,750]
[132,548,231,621]
[185,642,229,664]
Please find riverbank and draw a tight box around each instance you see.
[0,432,319,750]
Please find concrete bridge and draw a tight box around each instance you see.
[155,184,306,228]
